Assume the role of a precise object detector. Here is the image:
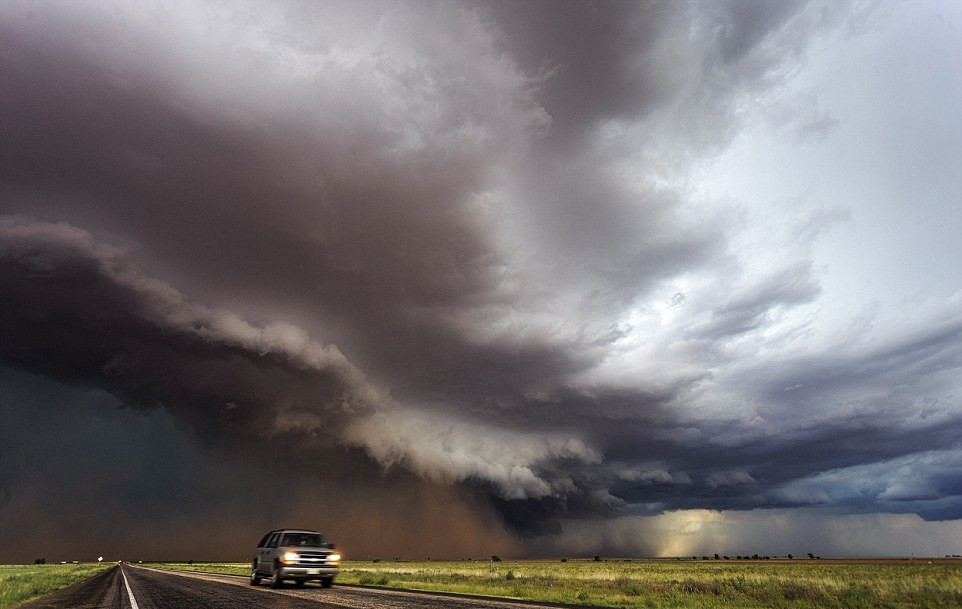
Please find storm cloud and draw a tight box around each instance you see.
[2,0,961,561]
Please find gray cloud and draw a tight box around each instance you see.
[1,0,960,560]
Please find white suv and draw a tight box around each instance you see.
[250,528,340,588]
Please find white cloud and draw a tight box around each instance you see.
[342,408,602,500]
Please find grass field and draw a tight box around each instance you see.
[148,558,962,608]
[0,563,113,609]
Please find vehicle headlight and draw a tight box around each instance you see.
[327,553,341,562]
[282,552,299,563]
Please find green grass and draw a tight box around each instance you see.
[337,559,962,609]
[0,563,113,609]
[147,558,962,608]
[145,562,250,576]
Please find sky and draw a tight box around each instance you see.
[1,0,961,562]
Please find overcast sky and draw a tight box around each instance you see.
[2,0,961,562]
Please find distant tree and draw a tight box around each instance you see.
[594,555,602,562]
[714,554,720,560]
[807,553,815,560]
[787,554,794,559]
[491,555,502,562]
[34,557,45,564]
[560,558,567,562]
[723,556,730,560]
[752,554,760,560]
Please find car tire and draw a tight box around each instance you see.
[250,566,261,586]
[321,578,333,589]
[270,567,283,589]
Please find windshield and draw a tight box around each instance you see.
[281,532,324,547]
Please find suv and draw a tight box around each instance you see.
[250,528,340,588]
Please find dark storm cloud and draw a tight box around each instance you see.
[2,0,960,560]
[0,218,603,525]
[0,220,374,434]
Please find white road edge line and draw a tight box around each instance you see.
[121,567,141,609]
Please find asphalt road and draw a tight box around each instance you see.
[18,564,582,609]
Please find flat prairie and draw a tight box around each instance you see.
[150,557,962,608]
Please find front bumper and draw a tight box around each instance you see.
[278,566,339,579]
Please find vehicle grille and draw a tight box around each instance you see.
[295,551,336,566]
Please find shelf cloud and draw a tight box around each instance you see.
[2,0,960,560]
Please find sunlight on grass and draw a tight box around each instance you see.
[336,559,962,609]
[144,558,962,609]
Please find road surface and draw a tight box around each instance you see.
[19,564,585,609]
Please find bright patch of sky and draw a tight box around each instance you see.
[693,0,962,347]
